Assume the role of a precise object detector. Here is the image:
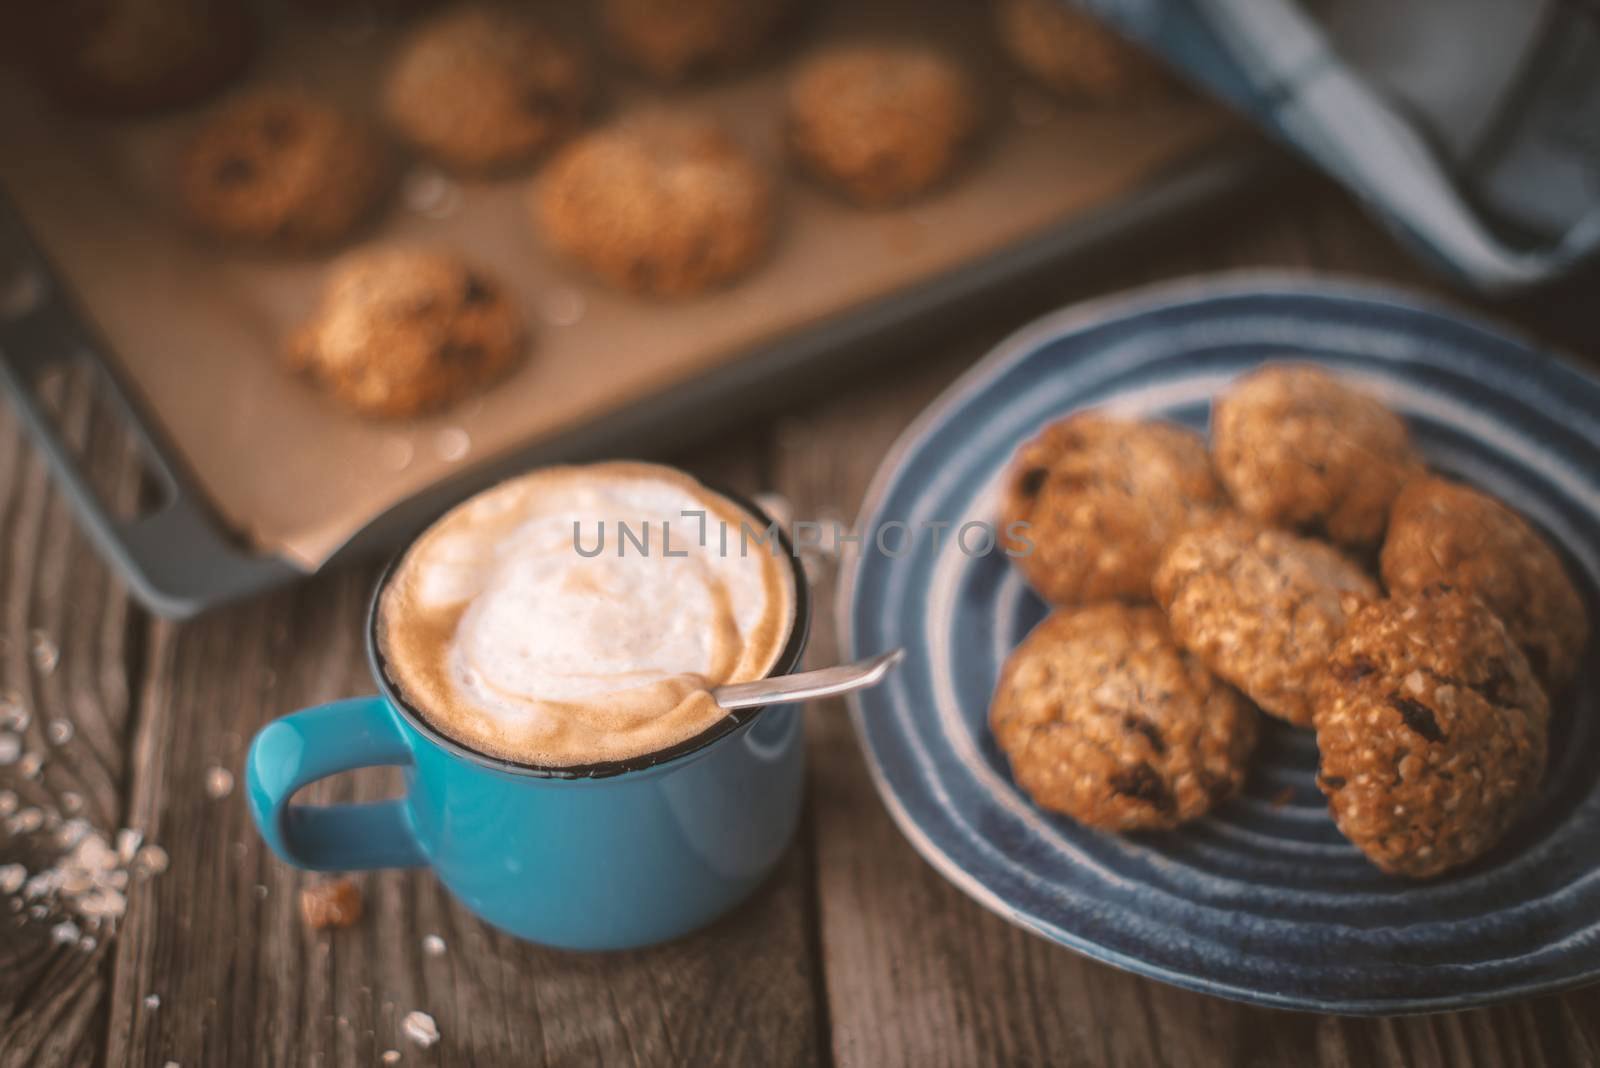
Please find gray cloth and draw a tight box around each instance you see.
[1084,0,1600,292]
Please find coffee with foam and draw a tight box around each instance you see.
[377,462,796,767]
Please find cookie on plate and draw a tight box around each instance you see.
[25,0,251,114]
[998,413,1224,606]
[180,87,391,250]
[991,603,1257,830]
[289,247,526,417]
[600,0,792,83]
[1382,476,1589,692]
[993,0,1173,104]
[1211,364,1422,548]
[534,116,775,296]
[1314,587,1549,879]
[1154,515,1379,726]
[383,5,590,172]
[784,43,979,208]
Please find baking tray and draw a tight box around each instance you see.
[0,3,1283,617]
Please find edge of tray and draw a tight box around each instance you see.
[0,134,1288,618]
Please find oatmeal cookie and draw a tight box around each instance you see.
[998,413,1225,606]
[180,87,391,250]
[289,247,526,417]
[1211,364,1422,548]
[601,0,792,83]
[383,5,590,173]
[991,604,1257,830]
[534,117,775,296]
[1313,587,1549,878]
[784,43,979,208]
[993,0,1173,104]
[25,0,250,115]
[1153,516,1379,726]
[1382,476,1589,692]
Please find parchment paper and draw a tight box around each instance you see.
[0,3,1235,568]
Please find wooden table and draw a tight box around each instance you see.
[3,174,1599,1067]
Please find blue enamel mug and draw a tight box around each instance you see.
[246,495,810,951]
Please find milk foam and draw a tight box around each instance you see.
[377,463,795,767]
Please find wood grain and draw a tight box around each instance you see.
[0,368,145,1068]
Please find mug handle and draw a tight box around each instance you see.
[246,696,426,871]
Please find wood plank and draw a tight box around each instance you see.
[781,181,1600,1067]
[0,368,145,1068]
[105,437,824,1067]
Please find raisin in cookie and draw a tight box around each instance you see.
[991,603,1257,830]
[180,87,391,250]
[25,0,250,114]
[535,116,775,296]
[998,413,1224,606]
[1211,364,1422,549]
[784,43,979,208]
[1154,516,1379,726]
[1383,476,1589,692]
[1314,587,1549,878]
[383,5,590,173]
[289,247,526,417]
[993,0,1173,104]
[601,0,792,83]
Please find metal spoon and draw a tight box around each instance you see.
[711,648,905,711]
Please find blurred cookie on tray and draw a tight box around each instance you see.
[383,4,592,173]
[180,87,392,251]
[23,0,252,115]
[601,0,794,83]
[993,0,1174,105]
[534,115,776,297]
[784,42,980,208]
[288,246,527,417]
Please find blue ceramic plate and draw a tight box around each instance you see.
[838,273,1600,1014]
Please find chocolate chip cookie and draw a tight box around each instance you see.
[1211,364,1422,548]
[991,603,1257,830]
[784,43,980,208]
[534,116,775,296]
[998,413,1225,606]
[601,0,792,83]
[25,0,250,114]
[993,0,1173,104]
[1314,587,1549,878]
[1154,516,1379,726]
[383,5,590,172]
[1382,476,1589,692]
[289,247,526,417]
[180,87,391,250]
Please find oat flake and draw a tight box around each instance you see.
[204,767,235,800]
[402,1011,440,1049]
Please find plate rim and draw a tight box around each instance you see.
[835,268,1600,1015]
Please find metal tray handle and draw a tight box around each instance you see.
[0,198,297,618]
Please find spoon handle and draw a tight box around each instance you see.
[712,649,905,711]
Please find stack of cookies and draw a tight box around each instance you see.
[19,0,1179,418]
[990,364,1589,879]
